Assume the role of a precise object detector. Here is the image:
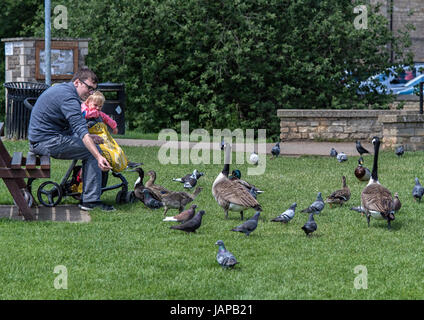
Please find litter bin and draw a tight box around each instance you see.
[97,82,126,134]
[3,82,50,140]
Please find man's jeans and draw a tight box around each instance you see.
[30,135,102,203]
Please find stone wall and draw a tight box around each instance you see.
[278,109,417,141]
[1,37,90,83]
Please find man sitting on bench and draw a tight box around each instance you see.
[28,67,115,211]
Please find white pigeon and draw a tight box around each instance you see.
[336,152,348,162]
[249,152,259,165]
[270,203,297,223]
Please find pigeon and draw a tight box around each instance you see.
[231,211,260,236]
[301,192,325,214]
[412,177,424,202]
[249,186,259,199]
[141,188,164,209]
[170,210,205,233]
[301,212,317,236]
[330,148,338,157]
[172,169,204,189]
[220,138,225,150]
[393,192,401,212]
[271,142,281,159]
[336,152,348,162]
[215,240,239,269]
[356,140,370,156]
[350,206,365,215]
[395,145,404,157]
[249,152,259,165]
[162,204,197,222]
[270,202,297,223]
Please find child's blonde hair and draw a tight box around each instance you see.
[85,91,105,106]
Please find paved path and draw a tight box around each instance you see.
[115,138,373,156]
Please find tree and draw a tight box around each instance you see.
[22,0,414,139]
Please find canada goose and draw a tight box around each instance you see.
[360,136,395,230]
[356,140,370,156]
[161,187,203,217]
[354,157,371,181]
[229,169,264,194]
[212,143,262,220]
[326,176,351,208]
[145,170,171,199]
[131,168,164,206]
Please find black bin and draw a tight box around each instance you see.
[3,82,49,140]
[97,82,126,134]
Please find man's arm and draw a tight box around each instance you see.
[82,133,112,171]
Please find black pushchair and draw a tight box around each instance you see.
[24,97,136,208]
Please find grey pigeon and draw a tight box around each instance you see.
[350,206,365,214]
[330,148,338,157]
[271,202,297,223]
[141,188,164,209]
[336,152,348,162]
[172,169,204,189]
[271,142,280,159]
[356,140,370,155]
[301,212,317,236]
[170,210,205,233]
[215,240,239,269]
[231,212,260,236]
[249,186,259,199]
[395,145,404,157]
[412,177,424,202]
[301,192,325,214]
[163,204,197,222]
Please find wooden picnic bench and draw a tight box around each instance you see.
[0,122,50,221]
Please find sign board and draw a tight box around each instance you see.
[35,41,78,80]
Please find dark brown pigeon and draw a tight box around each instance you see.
[170,210,205,233]
[163,204,197,222]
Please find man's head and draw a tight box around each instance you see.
[72,67,98,101]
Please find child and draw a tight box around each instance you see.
[82,91,118,134]
[81,91,129,172]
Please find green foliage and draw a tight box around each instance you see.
[0,0,42,121]
[6,0,415,139]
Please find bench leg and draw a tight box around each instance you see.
[3,178,35,221]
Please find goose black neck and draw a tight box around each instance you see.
[371,139,380,181]
[222,163,230,177]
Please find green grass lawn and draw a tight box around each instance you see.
[1,139,424,299]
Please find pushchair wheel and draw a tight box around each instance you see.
[116,190,135,204]
[37,181,63,207]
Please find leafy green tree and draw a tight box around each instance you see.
[21,0,414,139]
[0,0,43,120]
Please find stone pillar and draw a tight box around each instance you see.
[379,113,424,151]
[2,37,91,83]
